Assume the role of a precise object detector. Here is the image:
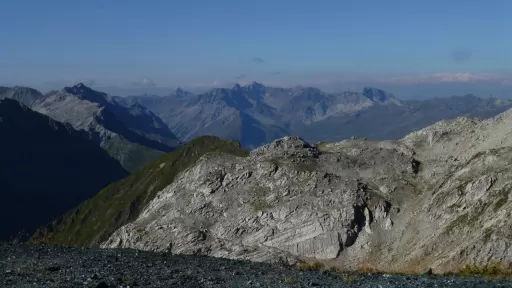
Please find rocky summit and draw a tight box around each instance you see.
[99,135,423,269]
[98,108,512,274]
[36,108,512,275]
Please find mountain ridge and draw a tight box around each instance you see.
[2,83,182,171]
[122,82,512,148]
[5,82,511,153]
[32,105,512,273]
[0,98,128,240]
[0,86,44,107]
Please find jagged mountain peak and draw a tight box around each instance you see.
[196,85,257,108]
[29,84,180,171]
[237,82,267,102]
[174,87,193,98]
[62,83,110,105]
[246,81,266,90]
[231,81,266,90]
[74,82,87,88]
[64,82,93,93]
[362,87,396,103]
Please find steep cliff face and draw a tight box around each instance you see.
[100,109,512,273]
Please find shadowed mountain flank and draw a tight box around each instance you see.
[3,83,182,171]
[0,98,128,240]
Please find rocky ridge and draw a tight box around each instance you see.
[0,86,44,107]
[33,84,182,171]
[99,108,512,273]
[124,83,512,148]
[100,136,418,267]
[2,83,182,171]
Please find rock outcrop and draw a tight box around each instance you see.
[100,137,411,267]
[100,108,512,273]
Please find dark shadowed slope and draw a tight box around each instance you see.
[0,99,128,240]
[32,136,248,246]
[23,83,183,171]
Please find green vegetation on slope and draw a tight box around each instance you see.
[31,136,248,246]
[450,263,512,279]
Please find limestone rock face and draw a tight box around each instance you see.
[102,136,415,265]
[103,109,512,272]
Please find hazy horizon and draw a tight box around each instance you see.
[1,0,511,98]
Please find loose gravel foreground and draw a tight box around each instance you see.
[1,243,511,288]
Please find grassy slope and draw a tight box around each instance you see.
[32,136,248,246]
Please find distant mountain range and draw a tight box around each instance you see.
[0,98,129,240]
[4,80,512,271]
[118,82,512,148]
[1,84,182,171]
[3,82,512,154]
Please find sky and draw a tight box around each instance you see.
[1,0,511,97]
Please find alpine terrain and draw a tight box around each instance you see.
[0,98,128,241]
[1,84,182,171]
[122,83,512,148]
[34,107,512,274]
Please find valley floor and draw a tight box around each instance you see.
[1,244,511,287]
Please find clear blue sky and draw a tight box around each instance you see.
[0,0,510,91]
